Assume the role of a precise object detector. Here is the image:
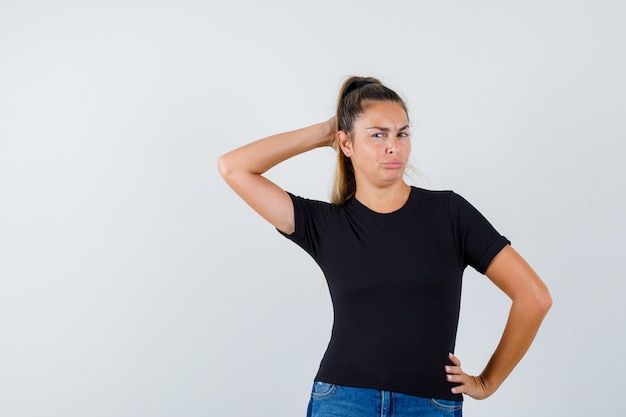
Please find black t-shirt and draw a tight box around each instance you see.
[279,187,509,400]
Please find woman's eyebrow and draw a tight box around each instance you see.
[365,125,410,131]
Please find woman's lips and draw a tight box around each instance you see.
[382,161,404,169]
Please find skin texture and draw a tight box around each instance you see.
[218,98,552,400]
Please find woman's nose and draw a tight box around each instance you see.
[386,137,399,154]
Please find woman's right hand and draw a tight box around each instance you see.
[446,353,491,400]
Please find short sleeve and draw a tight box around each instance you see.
[447,192,510,274]
[277,192,333,260]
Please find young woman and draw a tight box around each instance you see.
[217,76,552,417]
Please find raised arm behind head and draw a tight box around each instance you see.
[217,118,335,235]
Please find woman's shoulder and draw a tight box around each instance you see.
[410,187,476,215]
[285,192,340,220]
[286,191,334,208]
[410,186,457,200]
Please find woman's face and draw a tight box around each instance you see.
[339,100,411,189]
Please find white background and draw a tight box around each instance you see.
[1,1,624,416]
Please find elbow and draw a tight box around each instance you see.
[541,288,553,314]
[217,153,233,180]
[217,151,257,181]
[515,283,552,319]
[534,286,553,318]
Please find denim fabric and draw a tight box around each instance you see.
[306,382,462,417]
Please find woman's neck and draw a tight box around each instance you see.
[354,181,411,214]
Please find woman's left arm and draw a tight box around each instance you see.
[445,244,552,399]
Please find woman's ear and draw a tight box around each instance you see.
[337,131,353,157]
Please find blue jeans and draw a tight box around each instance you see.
[306,382,462,417]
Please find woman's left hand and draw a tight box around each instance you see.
[445,353,491,400]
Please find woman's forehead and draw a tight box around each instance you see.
[357,101,408,127]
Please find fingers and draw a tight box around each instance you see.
[446,370,474,396]
[445,368,466,392]
[445,353,463,382]
[445,353,470,394]
[445,353,464,393]
[448,352,461,366]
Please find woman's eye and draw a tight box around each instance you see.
[373,133,384,138]
[399,132,409,138]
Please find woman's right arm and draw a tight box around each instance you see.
[217,119,335,235]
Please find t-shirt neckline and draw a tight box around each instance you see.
[349,186,420,217]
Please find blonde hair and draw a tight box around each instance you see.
[330,76,409,205]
